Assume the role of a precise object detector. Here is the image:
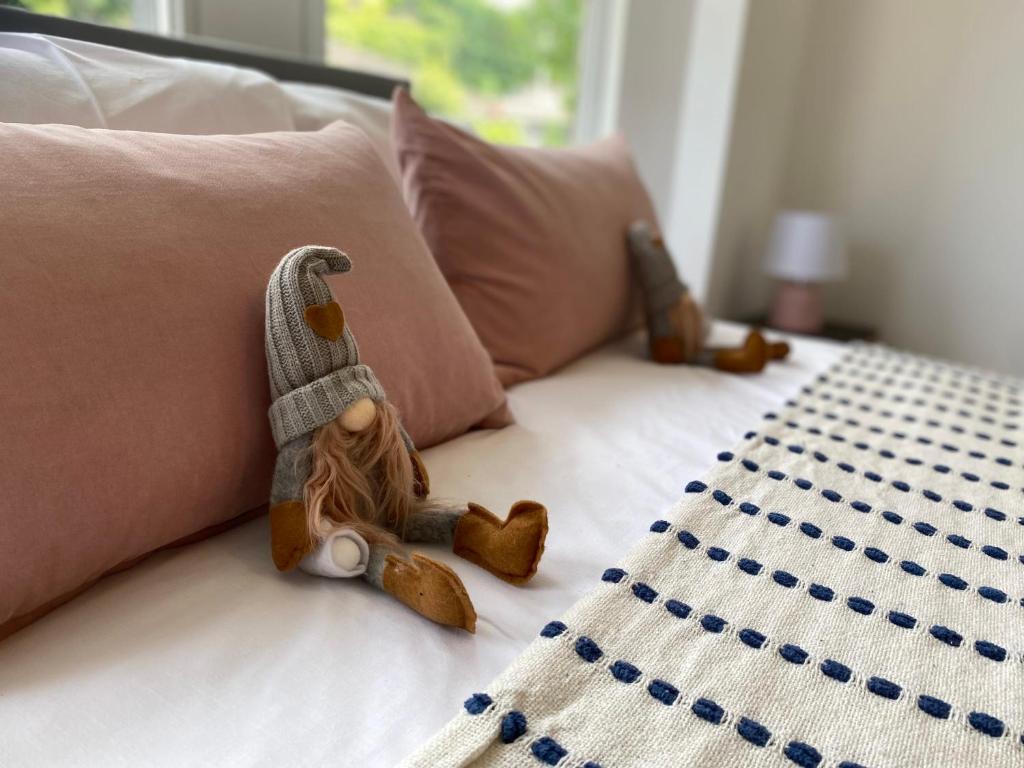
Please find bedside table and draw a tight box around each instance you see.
[742,315,878,343]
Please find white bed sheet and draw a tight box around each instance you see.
[0,323,844,768]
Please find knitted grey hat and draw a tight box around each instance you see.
[627,221,689,321]
[265,245,396,450]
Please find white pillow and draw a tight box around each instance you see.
[280,80,397,178]
[0,32,399,175]
[0,33,296,133]
[0,33,105,127]
[0,32,398,171]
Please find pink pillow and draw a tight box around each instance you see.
[392,88,658,385]
[0,121,508,638]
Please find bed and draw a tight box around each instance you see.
[10,11,1010,768]
[0,322,844,766]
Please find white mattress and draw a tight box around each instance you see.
[0,323,844,768]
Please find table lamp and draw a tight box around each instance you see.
[764,210,847,334]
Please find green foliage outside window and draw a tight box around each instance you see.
[326,0,582,146]
[16,0,132,27]
[12,0,583,147]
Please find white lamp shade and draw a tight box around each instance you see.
[764,210,848,283]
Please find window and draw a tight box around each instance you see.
[10,0,585,147]
[325,0,583,146]
[13,0,134,28]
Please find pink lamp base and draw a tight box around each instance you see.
[768,281,824,335]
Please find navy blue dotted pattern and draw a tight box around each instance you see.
[537,625,862,765]
[792,388,1019,446]
[463,693,493,715]
[597,567,1015,734]
[575,636,603,663]
[647,679,678,706]
[466,701,605,766]
[806,381,1021,432]
[785,741,822,768]
[644,529,1012,665]
[821,659,852,683]
[610,660,641,684]
[692,697,724,724]
[750,411,1020,476]
[631,581,659,603]
[530,736,567,765]
[832,356,1021,402]
[540,621,567,638]
[715,453,1020,565]
[497,353,1024,765]
[679,482,1021,608]
[543,552,1017,760]
[739,629,767,649]
[736,716,771,747]
[822,360,1022,408]
[500,711,528,744]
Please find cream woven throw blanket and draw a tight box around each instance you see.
[406,345,1023,768]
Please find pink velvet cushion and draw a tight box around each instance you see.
[392,88,658,385]
[0,121,508,637]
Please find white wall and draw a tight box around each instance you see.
[719,0,1024,375]
[705,0,811,317]
[615,0,749,302]
[661,0,748,303]
[615,0,695,222]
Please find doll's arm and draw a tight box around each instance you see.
[269,500,313,572]
[395,419,430,498]
[409,449,430,498]
[269,435,316,571]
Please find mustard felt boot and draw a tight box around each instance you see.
[713,330,769,374]
[767,339,791,362]
[269,500,315,572]
[453,501,548,585]
[383,553,477,632]
[649,336,687,364]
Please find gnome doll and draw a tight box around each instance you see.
[264,246,548,632]
[627,221,790,373]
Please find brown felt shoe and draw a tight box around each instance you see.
[713,330,769,374]
[454,501,548,585]
[649,336,687,364]
[767,340,791,361]
[383,553,477,632]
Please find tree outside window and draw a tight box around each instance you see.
[326,0,582,146]
[12,0,584,147]
[14,0,133,27]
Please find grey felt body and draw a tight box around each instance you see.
[627,221,688,338]
[269,433,313,505]
[268,427,463,590]
[363,544,390,590]
[269,430,461,543]
[403,505,463,544]
[628,220,721,364]
[362,507,463,590]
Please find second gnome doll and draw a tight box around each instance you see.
[264,246,548,632]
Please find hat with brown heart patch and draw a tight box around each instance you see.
[265,245,405,450]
